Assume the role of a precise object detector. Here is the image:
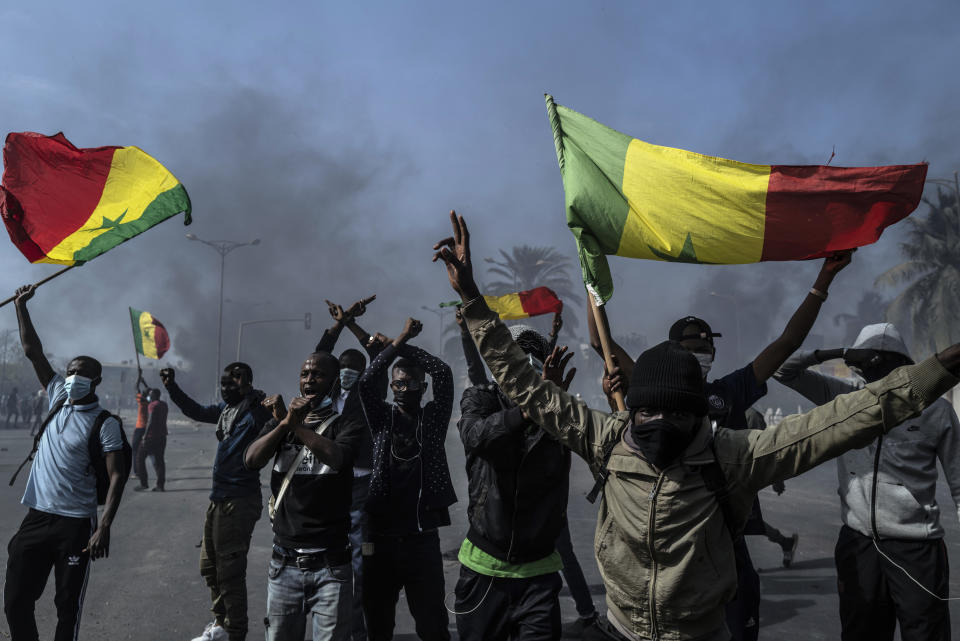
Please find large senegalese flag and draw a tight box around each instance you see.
[129,307,171,359]
[0,132,191,265]
[546,95,927,304]
[484,287,563,320]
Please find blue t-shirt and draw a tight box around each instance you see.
[21,375,124,518]
[704,364,768,431]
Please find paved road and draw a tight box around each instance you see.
[0,416,957,640]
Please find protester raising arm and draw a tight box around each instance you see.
[750,251,853,383]
[159,368,221,424]
[456,306,488,387]
[434,211,617,466]
[316,296,377,356]
[547,311,563,353]
[13,285,55,388]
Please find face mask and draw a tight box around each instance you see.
[528,354,545,373]
[316,396,333,410]
[627,418,696,470]
[221,387,245,406]
[339,368,361,391]
[393,391,423,410]
[694,353,713,379]
[64,375,93,401]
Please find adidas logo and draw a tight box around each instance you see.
[67,555,81,566]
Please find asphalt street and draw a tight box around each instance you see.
[0,413,957,640]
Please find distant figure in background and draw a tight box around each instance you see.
[130,382,149,479]
[29,389,46,436]
[135,388,168,492]
[5,387,21,428]
[744,408,799,568]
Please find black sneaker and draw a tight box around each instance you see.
[562,612,600,639]
[152,486,164,492]
[134,485,150,492]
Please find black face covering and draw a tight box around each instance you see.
[627,419,696,470]
[393,391,423,412]
[221,387,245,406]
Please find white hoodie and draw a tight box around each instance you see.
[774,323,960,539]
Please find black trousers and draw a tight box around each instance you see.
[362,530,450,641]
[4,509,94,641]
[724,536,760,641]
[455,566,562,641]
[835,525,950,641]
[136,435,166,489]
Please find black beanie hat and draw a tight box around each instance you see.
[626,340,708,416]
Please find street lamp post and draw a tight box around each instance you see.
[236,314,312,361]
[186,233,261,400]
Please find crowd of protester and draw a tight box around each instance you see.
[4,210,960,641]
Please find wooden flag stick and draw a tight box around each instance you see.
[588,294,626,411]
[0,265,77,309]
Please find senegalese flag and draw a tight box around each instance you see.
[0,132,191,265]
[546,95,927,304]
[130,307,171,359]
[484,287,563,320]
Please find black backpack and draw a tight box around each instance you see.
[9,396,132,505]
[87,410,132,504]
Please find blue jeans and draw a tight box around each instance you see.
[265,552,352,641]
[348,475,370,641]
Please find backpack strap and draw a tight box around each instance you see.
[269,412,339,521]
[86,410,117,467]
[700,438,737,541]
[586,422,628,504]
[8,395,67,487]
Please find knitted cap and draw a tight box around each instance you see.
[626,341,708,416]
[509,324,550,362]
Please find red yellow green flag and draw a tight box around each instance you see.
[129,307,171,359]
[484,287,563,320]
[0,132,191,265]
[546,95,928,304]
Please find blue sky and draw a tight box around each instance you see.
[0,1,957,391]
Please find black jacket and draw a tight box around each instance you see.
[458,383,571,564]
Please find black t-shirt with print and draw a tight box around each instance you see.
[260,409,363,550]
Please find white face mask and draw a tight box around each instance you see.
[694,353,713,379]
[64,374,93,400]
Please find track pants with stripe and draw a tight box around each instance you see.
[4,509,93,641]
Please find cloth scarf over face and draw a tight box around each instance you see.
[624,419,695,470]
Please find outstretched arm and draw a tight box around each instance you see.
[722,348,960,492]
[751,251,852,384]
[586,295,634,381]
[159,368,221,424]
[13,286,55,388]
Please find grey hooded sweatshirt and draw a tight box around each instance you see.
[774,323,960,539]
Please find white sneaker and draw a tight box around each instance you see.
[190,622,229,641]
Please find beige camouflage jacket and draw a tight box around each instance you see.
[462,298,958,641]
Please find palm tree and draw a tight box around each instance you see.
[484,245,577,298]
[875,182,960,356]
[484,245,580,335]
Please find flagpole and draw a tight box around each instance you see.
[588,295,626,411]
[129,309,145,392]
[0,265,76,309]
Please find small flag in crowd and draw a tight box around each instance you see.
[130,307,171,359]
[545,95,927,304]
[484,287,562,320]
[0,132,191,265]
